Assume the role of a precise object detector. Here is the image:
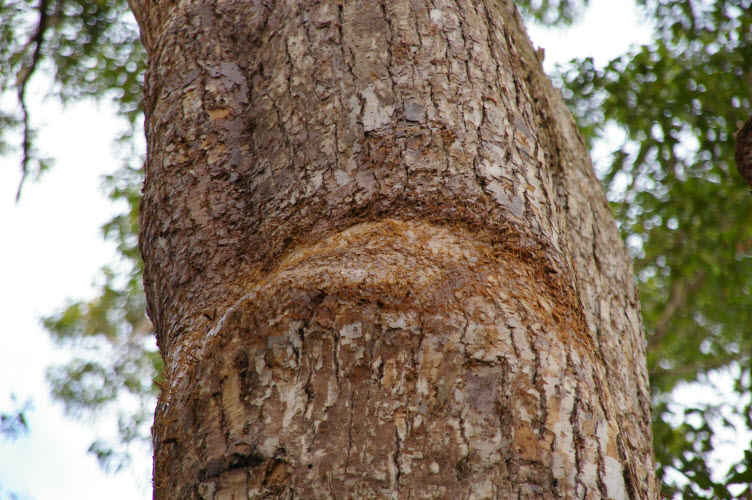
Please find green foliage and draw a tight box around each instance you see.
[0,0,153,470]
[0,0,145,196]
[515,0,591,26]
[42,161,159,472]
[0,394,31,441]
[554,0,752,496]
[0,396,32,500]
[2,0,751,496]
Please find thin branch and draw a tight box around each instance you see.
[14,0,50,200]
[649,350,749,380]
[647,270,706,350]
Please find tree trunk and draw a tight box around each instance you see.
[130,0,657,497]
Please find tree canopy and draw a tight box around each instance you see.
[1,0,751,497]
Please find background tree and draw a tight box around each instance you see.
[1,0,750,497]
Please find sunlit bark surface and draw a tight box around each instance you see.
[131,0,657,497]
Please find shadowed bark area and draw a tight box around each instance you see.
[129,0,657,497]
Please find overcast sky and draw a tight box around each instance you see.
[0,2,653,498]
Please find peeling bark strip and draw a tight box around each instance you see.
[130,0,657,498]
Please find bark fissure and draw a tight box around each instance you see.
[393,425,403,485]
[570,380,586,498]
[529,332,549,441]
[344,387,355,476]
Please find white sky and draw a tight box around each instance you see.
[0,98,152,498]
[0,1,658,498]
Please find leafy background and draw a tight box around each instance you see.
[1,0,751,498]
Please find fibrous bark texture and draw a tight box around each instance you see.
[131,0,657,498]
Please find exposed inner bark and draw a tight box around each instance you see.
[155,220,625,498]
[130,0,657,497]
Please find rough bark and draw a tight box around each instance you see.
[131,0,657,497]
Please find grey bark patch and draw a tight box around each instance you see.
[404,102,425,122]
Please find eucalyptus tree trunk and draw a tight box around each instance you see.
[130,0,657,497]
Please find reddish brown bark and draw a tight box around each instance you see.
[130,0,657,497]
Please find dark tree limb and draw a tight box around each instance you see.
[735,115,752,189]
[14,0,51,200]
